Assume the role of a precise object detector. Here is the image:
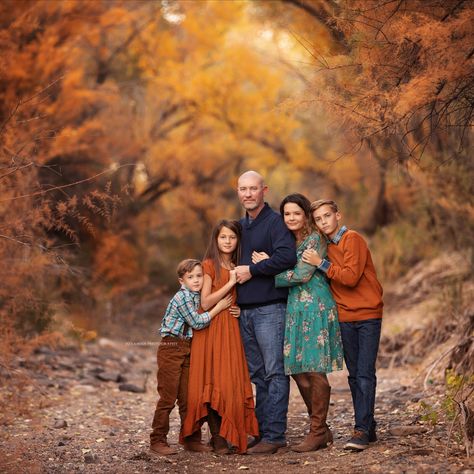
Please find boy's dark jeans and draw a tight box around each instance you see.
[150,336,191,445]
[339,318,382,435]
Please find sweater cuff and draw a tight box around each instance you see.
[318,258,331,273]
[249,264,260,277]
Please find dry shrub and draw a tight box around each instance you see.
[380,277,473,456]
[380,277,473,372]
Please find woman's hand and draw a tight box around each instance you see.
[302,248,322,266]
[229,305,241,319]
[251,251,270,264]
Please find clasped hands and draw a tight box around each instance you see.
[233,250,269,284]
[232,247,323,285]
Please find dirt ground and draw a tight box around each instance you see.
[0,335,472,474]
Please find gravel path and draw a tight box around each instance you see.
[0,339,472,473]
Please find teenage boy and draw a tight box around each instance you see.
[302,200,383,451]
[150,259,232,456]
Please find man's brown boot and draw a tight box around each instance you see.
[291,373,333,453]
[150,441,178,456]
[247,441,279,454]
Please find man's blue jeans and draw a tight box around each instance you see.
[339,318,382,435]
[239,302,289,444]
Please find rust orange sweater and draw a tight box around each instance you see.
[324,229,383,322]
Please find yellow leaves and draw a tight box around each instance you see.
[328,154,361,190]
[180,0,244,50]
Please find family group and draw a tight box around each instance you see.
[149,170,383,456]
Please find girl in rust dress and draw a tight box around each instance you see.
[182,219,259,454]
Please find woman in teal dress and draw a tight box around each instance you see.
[252,193,343,453]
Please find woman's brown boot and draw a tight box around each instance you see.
[292,373,312,417]
[292,373,333,453]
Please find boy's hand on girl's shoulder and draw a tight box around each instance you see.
[229,305,241,319]
[302,248,322,266]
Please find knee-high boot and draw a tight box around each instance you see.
[292,373,333,452]
[293,374,312,417]
[207,407,229,454]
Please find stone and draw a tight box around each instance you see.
[96,372,124,383]
[389,425,428,436]
[118,383,145,393]
[84,453,98,464]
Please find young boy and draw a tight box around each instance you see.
[302,200,383,451]
[150,259,232,456]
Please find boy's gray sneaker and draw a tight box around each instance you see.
[344,430,369,451]
[369,428,377,443]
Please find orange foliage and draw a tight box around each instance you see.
[0,0,471,352]
[92,232,146,296]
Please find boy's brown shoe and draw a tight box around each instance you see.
[150,442,178,456]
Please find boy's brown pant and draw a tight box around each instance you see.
[150,336,194,446]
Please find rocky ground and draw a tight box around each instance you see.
[0,336,472,474]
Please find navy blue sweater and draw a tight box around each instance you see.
[237,203,297,306]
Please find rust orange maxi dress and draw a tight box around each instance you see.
[182,259,259,453]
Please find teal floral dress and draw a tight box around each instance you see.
[275,232,343,375]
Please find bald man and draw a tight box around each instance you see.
[235,171,296,454]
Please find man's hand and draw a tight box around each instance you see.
[229,305,241,318]
[235,265,252,284]
[302,248,322,266]
[251,251,269,264]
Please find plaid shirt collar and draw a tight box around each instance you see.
[331,225,348,244]
[179,284,200,298]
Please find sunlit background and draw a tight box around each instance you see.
[1,0,472,338]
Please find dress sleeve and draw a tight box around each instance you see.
[202,259,215,280]
[275,234,317,288]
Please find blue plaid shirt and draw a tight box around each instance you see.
[318,226,348,272]
[159,285,212,340]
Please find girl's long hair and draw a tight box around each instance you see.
[279,193,314,244]
[203,219,242,281]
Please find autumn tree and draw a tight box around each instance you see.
[0,0,323,333]
[258,0,473,251]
